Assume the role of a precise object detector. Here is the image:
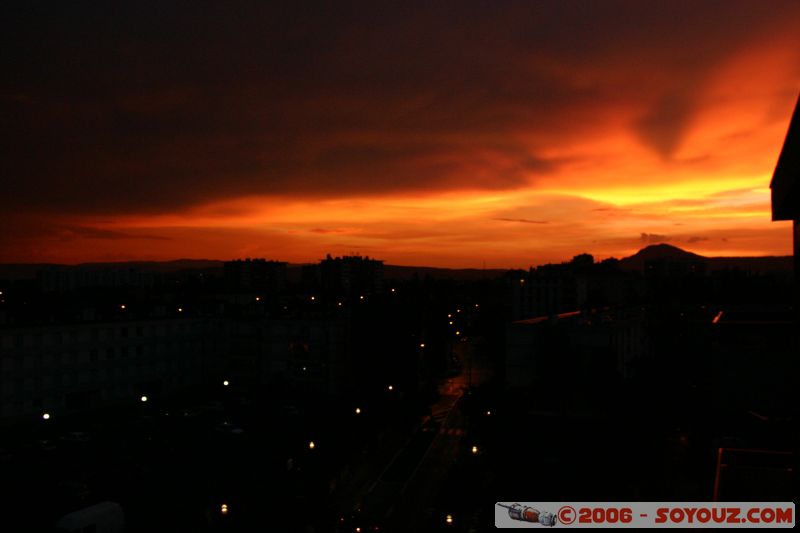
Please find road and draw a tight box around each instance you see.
[327,372,466,524]
[329,336,492,531]
[385,375,468,532]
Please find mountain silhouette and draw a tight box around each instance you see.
[619,244,792,274]
[617,244,702,271]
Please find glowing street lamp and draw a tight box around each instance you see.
[387,385,394,391]
[471,445,478,455]
[419,343,426,348]
[355,407,361,415]
[42,412,51,420]
[308,441,316,449]
[223,380,230,387]
[220,503,229,515]
[140,395,148,403]
[446,514,454,525]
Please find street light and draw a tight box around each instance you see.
[419,343,425,348]
[140,395,148,403]
[355,407,361,415]
[308,441,315,449]
[223,380,230,387]
[446,514,454,525]
[472,445,478,455]
[220,503,229,515]
[387,385,393,391]
[42,413,50,420]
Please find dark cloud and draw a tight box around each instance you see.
[493,218,549,224]
[636,91,696,159]
[62,226,170,241]
[2,1,798,215]
[640,233,670,245]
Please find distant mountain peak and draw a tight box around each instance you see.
[618,244,705,271]
[628,243,704,260]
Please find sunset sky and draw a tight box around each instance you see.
[3,1,799,268]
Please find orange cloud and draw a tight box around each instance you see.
[2,3,799,266]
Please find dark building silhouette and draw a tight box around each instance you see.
[506,308,650,391]
[37,266,159,293]
[709,307,795,414]
[225,317,348,396]
[224,258,287,293]
[0,257,396,425]
[511,257,587,320]
[511,254,638,321]
[0,317,224,419]
[771,94,800,222]
[512,267,580,321]
[770,92,800,320]
[0,300,355,423]
[318,254,384,298]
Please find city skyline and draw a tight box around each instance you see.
[3,2,799,267]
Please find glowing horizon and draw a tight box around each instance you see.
[2,3,799,268]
